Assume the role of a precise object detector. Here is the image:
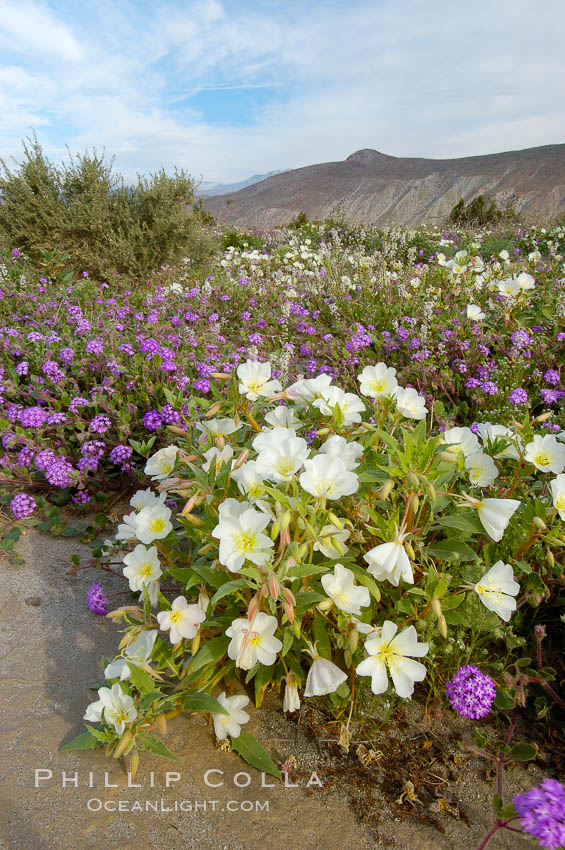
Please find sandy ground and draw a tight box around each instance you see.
[0,528,552,850]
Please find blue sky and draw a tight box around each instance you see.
[1,0,565,184]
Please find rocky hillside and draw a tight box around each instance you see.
[205,144,565,227]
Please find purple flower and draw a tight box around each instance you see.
[109,445,133,465]
[513,778,565,850]
[88,414,111,434]
[481,381,499,396]
[143,409,163,431]
[249,332,262,345]
[17,447,35,468]
[11,248,21,258]
[45,458,75,487]
[87,582,108,615]
[20,406,47,428]
[541,389,563,405]
[193,378,211,394]
[72,490,91,505]
[140,337,160,355]
[69,396,89,414]
[509,387,528,405]
[59,347,75,363]
[543,369,560,385]
[85,339,104,356]
[16,361,29,376]
[10,493,37,518]
[445,665,496,719]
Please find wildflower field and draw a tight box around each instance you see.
[1,218,565,849]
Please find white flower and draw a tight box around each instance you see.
[115,510,140,542]
[524,434,565,474]
[313,386,365,426]
[282,674,301,713]
[134,504,172,544]
[356,621,428,698]
[196,417,240,444]
[440,426,480,457]
[285,373,333,406]
[550,474,565,520]
[319,435,364,470]
[264,405,301,430]
[477,498,521,542]
[299,454,359,500]
[157,596,206,643]
[144,446,178,481]
[212,692,250,739]
[476,423,520,459]
[237,359,282,400]
[231,460,268,502]
[321,563,370,616]
[83,682,137,734]
[104,630,158,680]
[497,277,520,298]
[474,561,520,621]
[218,497,252,520]
[499,249,510,261]
[254,429,310,482]
[364,539,414,586]
[465,451,498,487]
[226,613,282,669]
[467,304,486,321]
[130,488,167,511]
[313,525,350,558]
[202,444,234,473]
[139,578,160,608]
[212,506,274,572]
[515,272,535,290]
[357,362,398,399]
[393,386,427,420]
[304,656,347,696]
[122,544,163,591]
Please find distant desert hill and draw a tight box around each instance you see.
[204,144,565,227]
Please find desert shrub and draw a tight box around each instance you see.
[0,135,209,283]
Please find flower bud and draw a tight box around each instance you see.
[167,425,186,435]
[331,536,347,556]
[425,481,436,501]
[232,449,249,470]
[215,434,225,449]
[282,673,301,713]
[349,629,359,654]
[431,596,442,617]
[268,573,280,600]
[283,598,295,623]
[191,630,201,655]
[533,516,546,531]
[406,472,420,488]
[114,730,133,759]
[282,587,296,606]
[297,543,309,561]
[412,495,420,515]
[327,511,344,530]
[181,493,199,516]
[546,548,555,568]
[206,401,223,416]
[296,517,305,530]
[344,648,353,667]
[439,451,458,463]
[438,614,448,639]
[317,598,333,613]
[271,518,281,540]
[210,372,231,380]
[379,479,395,500]
[130,749,139,779]
[198,541,214,555]
[316,427,330,436]
[280,510,292,531]
[405,541,415,560]
[156,714,167,735]
[198,586,210,612]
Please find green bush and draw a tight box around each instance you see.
[0,135,212,283]
[448,194,516,227]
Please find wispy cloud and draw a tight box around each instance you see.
[0,0,564,182]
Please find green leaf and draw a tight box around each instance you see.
[231,731,281,779]
[183,691,228,715]
[427,539,478,561]
[208,579,248,609]
[494,690,515,710]
[137,733,180,760]
[187,636,229,675]
[285,563,328,579]
[438,514,484,534]
[60,730,101,751]
[511,742,538,762]
[282,629,294,657]
[127,663,159,695]
[294,590,326,612]
[313,611,332,660]
[191,563,226,589]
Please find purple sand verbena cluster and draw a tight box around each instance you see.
[513,778,565,850]
[87,582,108,616]
[445,665,496,719]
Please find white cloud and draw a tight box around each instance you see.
[0,0,564,182]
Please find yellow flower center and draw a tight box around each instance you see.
[275,458,295,477]
[139,563,154,579]
[234,531,257,553]
[556,495,565,510]
[169,610,183,625]
[370,379,385,394]
[533,452,551,467]
[150,517,166,533]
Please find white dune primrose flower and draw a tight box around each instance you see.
[130,488,167,511]
[476,497,521,542]
[466,304,486,321]
[364,534,414,586]
[282,673,301,713]
[202,444,234,473]
[104,630,158,680]
[465,451,498,487]
[83,682,137,734]
[515,272,535,291]
[157,595,206,643]
[304,655,347,697]
[264,405,301,430]
[134,504,173,544]
[212,506,274,572]
[299,454,359,500]
[319,435,364,470]
[313,386,365,426]
[357,362,398,399]
[313,525,350,558]
[476,423,520,460]
[212,692,250,740]
[231,460,268,502]
[321,563,370,616]
[237,359,282,401]
[226,613,282,670]
[356,621,429,698]
[497,277,520,298]
[474,561,520,621]
[550,474,565,520]
[144,446,178,481]
[122,544,163,592]
[196,417,240,445]
[115,510,140,542]
[285,373,333,406]
[254,430,310,482]
[524,434,565,474]
[393,386,427,420]
[440,426,480,457]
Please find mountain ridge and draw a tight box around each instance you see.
[204,144,565,226]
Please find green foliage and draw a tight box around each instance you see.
[449,194,515,227]
[0,134,212,283]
